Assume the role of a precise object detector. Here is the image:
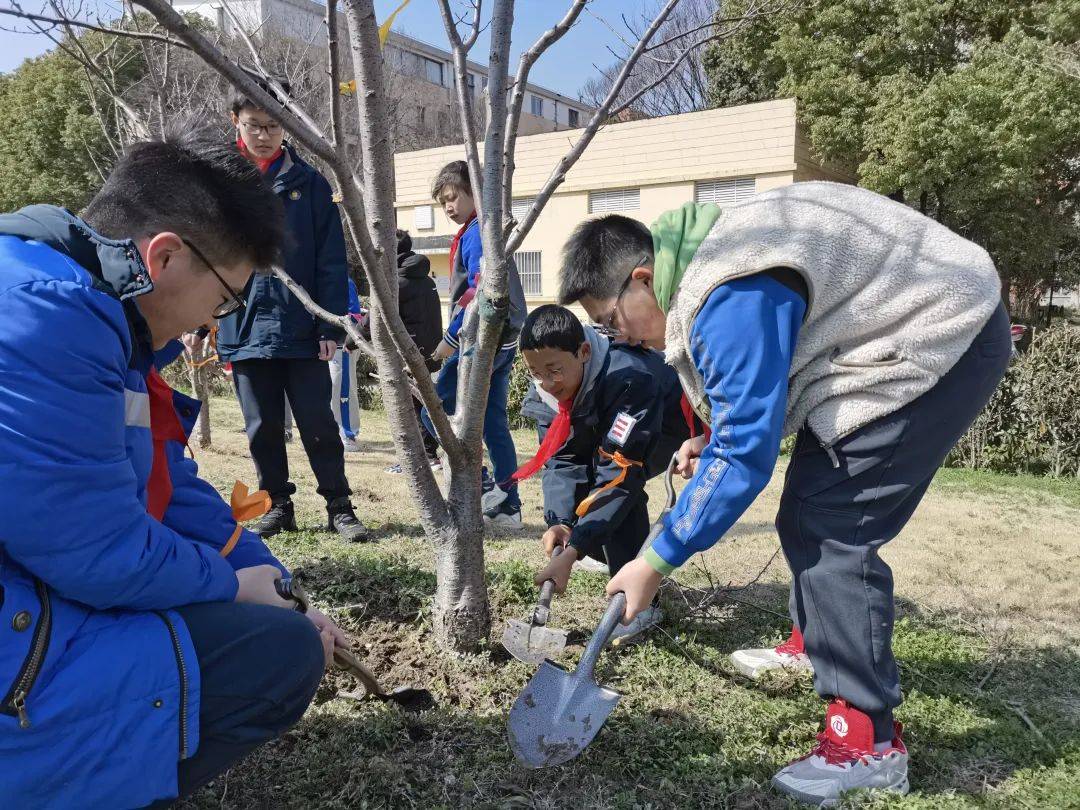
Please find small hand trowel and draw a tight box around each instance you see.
[502,547,569,665]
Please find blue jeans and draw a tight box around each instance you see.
[423,348,520,509]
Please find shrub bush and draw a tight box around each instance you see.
[949,326,1080,477]
[507,350,534,429]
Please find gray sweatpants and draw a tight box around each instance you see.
[777,303,1011,741]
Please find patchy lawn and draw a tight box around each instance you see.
[181,396,1080,809]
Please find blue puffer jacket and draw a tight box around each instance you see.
[216,142,348,361]
[0,206,286,808]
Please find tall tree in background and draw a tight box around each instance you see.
[705,0,1080,319]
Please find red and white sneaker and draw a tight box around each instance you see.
[730,626,814,679]
[772,700,909,807]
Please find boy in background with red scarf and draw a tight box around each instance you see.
[423,161,528,530]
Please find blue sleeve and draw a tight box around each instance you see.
[645,276,804,574]
[443,224,483,347]
[161,442,287,575]
[0,280,238,609]
[312,174,348,343]
[347,279,361,315]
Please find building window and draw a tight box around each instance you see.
[695,177,756,207]
[424,57,444,86]
[467,73,476,96]
[530,95,544,116]
[510,197,535,222]
[568,109,579,127]
[414,205,434,230]
[588,188,640,214]
[515,250,542,296]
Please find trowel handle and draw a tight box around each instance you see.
[577,592,627,677]
[533,546,563,625]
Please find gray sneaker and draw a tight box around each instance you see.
[252,498,297,538]
[327,498,370,543]
[772,700,909,807]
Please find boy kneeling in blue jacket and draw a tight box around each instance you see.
[513,306,698,642]
[0,132,342,809]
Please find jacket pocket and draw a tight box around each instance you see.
[829,345,904,368]
[1,578,52,729]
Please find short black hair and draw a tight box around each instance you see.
[519,304,586,353]
[83,128,285,271]
[230,71,292,117]
[558,214,653,305]
[431,160,473,200]
[396,228,411,253]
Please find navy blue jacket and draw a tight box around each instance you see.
[520,331,692,559]
[0,206,285,808]
[217,143,348,361]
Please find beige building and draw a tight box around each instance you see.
[394,98,853,312]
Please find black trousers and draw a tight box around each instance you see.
[584,495,651,577]
[146,602,325,807]
[232,358,350,504]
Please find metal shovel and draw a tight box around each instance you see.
[506,453,681,767]
[507,591,627,768]
[502,547,570,665]
[274,578,435,712]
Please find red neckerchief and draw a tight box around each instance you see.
[509,399,573,483]
[236,134,283,174]
[145,369,188,521]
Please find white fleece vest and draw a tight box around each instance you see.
[665,182,1001,447]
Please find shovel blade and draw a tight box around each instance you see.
[502,619,569,666]
[507,661,621,768]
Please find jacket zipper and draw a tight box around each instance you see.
[155,611,189,760]
[1,578,52,729]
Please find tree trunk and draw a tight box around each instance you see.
[433,473,490,648]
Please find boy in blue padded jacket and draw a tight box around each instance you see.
[557,189,1009,806]
[514,306,699,642]
[0,132,344,809]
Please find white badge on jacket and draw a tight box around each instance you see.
[607,412,637,447]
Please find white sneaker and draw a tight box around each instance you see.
[481,485,507,513]
[572,556,610,574]
[610,605,662,645]
[731,627,814,679]
[341,435,361,453]
[482,500,523,532]
[772,700,909,807]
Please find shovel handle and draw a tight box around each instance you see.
[533,546,563,625]
[577,592,627,677]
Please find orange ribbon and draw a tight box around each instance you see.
[574,450,643,518]
[220,481,271,558]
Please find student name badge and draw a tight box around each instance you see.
[607,412,638,447]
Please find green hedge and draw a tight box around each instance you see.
[949,327,1080,477]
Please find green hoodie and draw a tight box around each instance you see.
[650,201,722,313]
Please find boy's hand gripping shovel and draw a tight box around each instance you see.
[274,578,435,712]
[502,547,570,665]
[506,454,679,768]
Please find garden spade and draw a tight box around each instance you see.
[506,453,681,767]
[502,547,569,665]
[507,591,627,768]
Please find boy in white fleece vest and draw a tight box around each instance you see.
[557,183,1010,806]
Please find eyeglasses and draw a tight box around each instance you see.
[181,237,247,319]
[239,120,283,137]
[594,254,649,338]
[529,366,569,385]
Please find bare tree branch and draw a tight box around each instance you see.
[501,0,590,223]
[505,0,683,255]
[0,6,189,47]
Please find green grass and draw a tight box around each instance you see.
[177,399,1080,810]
